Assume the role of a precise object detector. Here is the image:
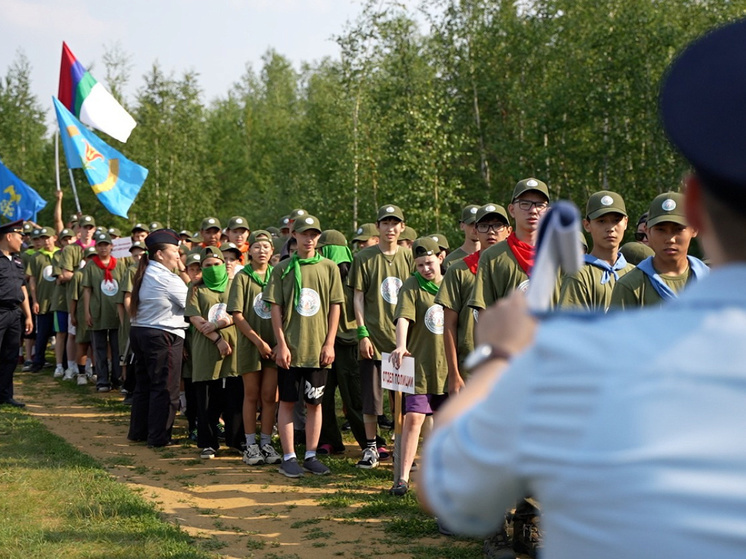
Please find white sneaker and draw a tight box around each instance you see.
[356,447,379,469]
[261,442,282,465]
[76,374,88,386]
[62,367,76,381]
[242,443,265,465]
[53,366,65,378]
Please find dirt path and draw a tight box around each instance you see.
[14,372,478,559]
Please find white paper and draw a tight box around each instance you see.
[111,237,133,259]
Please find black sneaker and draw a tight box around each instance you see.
[303,456,330,476]
[378,414,394,429]
[390,479,409,496]
[279,457,304,478]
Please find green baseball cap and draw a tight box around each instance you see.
[620,241,655,265]
[460,204,480,224]
[318,229,348,247]
[94,231,112,245]
[219,242,241,256]
[37,227,54,238]
[512,178,549,201]
[58,228,74,240]
[79,215,96,228]
[200,217,221,231]
[108,227,122,238]
[428,233,449,251]
[265,226,280,237]
[400,225,417,242]
[149,221,163,231]
[130,241,146,252]
[476,203,510,225]
[132,223,148,233]
[412,237,440,258]
[292,215,322,233]
[200,245,224,262]
[278,215,291,229]
[30,227,41,239]
[228,216,250,231]
[289,209,308,221]
[586,190,627,220]
[353,223,378,242]
[249,230,273,246]
[377,204,405,222]
[22,222,34,234]
[84,246,98,258]
[647,192,687,227]
[185,250,202,267]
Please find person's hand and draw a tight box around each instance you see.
[71,315,77,327]
[389,347,410,370]
[476,290,537,356]
[24,316,33,334]
[55,190,63,200]
[254,339,273,360]
[448,371,465,395]
[319,342,335,367]
[86,313,93,328]
[216,338,232,358]
[32,302,39,315]
[198,321,216,335]
[274,343,291,369]
[359,337,374,360]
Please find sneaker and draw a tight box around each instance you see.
[278,457,304,478]
[316,443,334,455]
[261,443,282,465]
[76,374,88,386]
[53,365,65,378]
[63,368,76,381]
[303,456,331,476]
[390,479,409,496]
[97,386,111,393]
[377,446,391,461]
[378,414,394,429]
[341,420,351,431]
[242,443,265,465]
[200,447,216,459]
[356,447,379,469]
[21,360,33,372]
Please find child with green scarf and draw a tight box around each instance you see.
[389,237,448,497]
[185,246,241,459]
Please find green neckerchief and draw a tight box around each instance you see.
[281,252,323,308]
[202,263,229,293]
[320,244,353,265]
[414,271,440,295]
[243,263,273,288]
[38,247,59,259]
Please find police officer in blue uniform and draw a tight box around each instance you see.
[0,219,34,407]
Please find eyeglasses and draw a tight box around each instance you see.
[513,199,549,212]
[634,232,647,242]
[476,222,507,233]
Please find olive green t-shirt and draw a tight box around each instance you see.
[558,259,635,312]
[443,247,469,268]
[50,251,67,313]
[610,266,692,309]
[26,250,59,314]
[227,267,276,373]
[394,276,447,395]
[82,258,127,330]
[185,282,238,382]
[60,243,87,303]
[468,240,559,310]
[264,257,345,369]
[68,269,89,343]
[348,245,413,359]
[434,259,476,373]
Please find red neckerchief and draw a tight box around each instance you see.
[93,256,117,282]
[463,250,480,275]
[506,232,535,276]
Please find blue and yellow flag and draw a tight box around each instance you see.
[53,96,147,218]
[0,158,47,222]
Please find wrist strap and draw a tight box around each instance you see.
[357,325,370,340]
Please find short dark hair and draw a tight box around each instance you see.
[701,186,746,261]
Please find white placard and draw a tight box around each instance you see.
[381,352,415,394]
[112,237,133,259]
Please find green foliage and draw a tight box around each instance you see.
[4,1,746,236]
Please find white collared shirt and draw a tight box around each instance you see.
[130,260,188,337]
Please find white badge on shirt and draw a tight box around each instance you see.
[425,304,445,335]
[43,265,55,282]
[296,288,321,317]
[101,279,119,297]
[380,276,403,305]
[253,293,271,320]
[208,303,230,323]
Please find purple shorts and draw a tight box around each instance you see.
[403,393,448,415]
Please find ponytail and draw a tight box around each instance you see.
[129,243,170,318]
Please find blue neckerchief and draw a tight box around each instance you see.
[636,255,710,301]
[583,253,628,285]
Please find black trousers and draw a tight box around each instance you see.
[194,376,244,450]
[0,308,21,402]
[128,327,183,446]
[90,328,121,388]
[31,312,54,368]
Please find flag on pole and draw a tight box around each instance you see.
[53,97,147,219]
[0,158,47,222]
[58,42,137,143]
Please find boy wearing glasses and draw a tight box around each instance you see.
[559,191,634,311]
[437,203,511,394]
[469,178,554,314]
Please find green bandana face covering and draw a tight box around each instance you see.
[414,271,439,295]
[202,263,228,292]
[281,252,323,308]
[320,244,352,265]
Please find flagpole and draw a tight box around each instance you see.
[54,132,61,191]
[68,168,82,214]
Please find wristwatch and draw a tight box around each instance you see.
[463,344,511,373]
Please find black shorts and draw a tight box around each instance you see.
[360,359,384,416]
[278,367,328,405]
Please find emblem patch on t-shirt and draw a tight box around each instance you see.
[424,304,445,335]
[380,276,403,305]
[101,279,119,297]
[43,265,55,282]
[208,302,230,323]
[296,288,321,317]
[517,279,530,293]
[253,293,271,320]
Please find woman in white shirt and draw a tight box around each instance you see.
[127,229,189,447]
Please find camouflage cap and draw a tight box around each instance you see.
[647,192,687,227]
[586,190,627,220]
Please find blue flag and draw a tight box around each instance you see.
[53,96,147,218]
[0,158,47,222]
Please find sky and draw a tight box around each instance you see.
[0,0,423,126]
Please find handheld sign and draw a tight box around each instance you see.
[111,237,133,259]
[381,352,415,394]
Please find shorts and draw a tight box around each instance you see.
[54,311,68,334]
[360,359,384,416]
[278,367,327,405]
[68,313,76,336]
[403,393,448,416]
